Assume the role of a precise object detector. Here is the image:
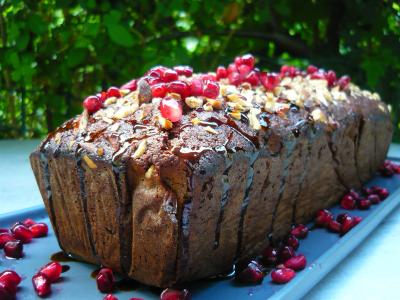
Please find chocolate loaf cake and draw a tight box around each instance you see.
[30,55,392,287]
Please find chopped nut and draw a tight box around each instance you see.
[264,99,276,113]
[241,82,252,90]
[226,93,251,111]
[68,140,75,150]
[203,102,213,111]
[191,117,201,125]
[145,165,155,179]
[83,155,97,169]
[158,116,173,130]
[54,133,61,145]
[97,147,104,156]
[102,117,114,124]
[372,92,381,101]
[114,104,138,119]
[133,139,147,159]
[79,109,89,131]
[110,122,120,132]
[248,108,261,130]
[204,126,218,135]
[206,98,223,110]
[229,111,241,120]
[311,108,327,123]
[185,96,203,109]
[120,89,131,96]
[104,97,117,106]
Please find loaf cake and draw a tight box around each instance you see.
[30,55,392,287]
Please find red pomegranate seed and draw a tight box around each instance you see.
[261,246,278,265]
[160,98,183,122]
[30,223,48,238]
[146,66,167,78]
[271,268,295,284]
[12,224,33,243]
[0,281,15,300]
[151,83,168,98]
[0,233,16,249]
[377,188,389,200]
[236,260,264,284]
[240,54,255,68]
[173,66,193,77]
[337,75,351,90]
[0,270,22,287]
[245,71,259,86]
[326,70,337,86]
[352,216,362,226]
[216,66,228,80]
[237,64,251,76]
[107,87,121,98]
[39,262,62,283]
[23,218,36,227]
[227,63,237,74]
[358,199,371,210]
[361,187,373,196]
[285,235,299,250]
[368,194,380,204]
[340,215,354,234]
[32,273,51,297]
[310,71,326,80]
[146,76,162,86]
[96,268,114,293]
[189,78,203,96]
[228,72,241,85]
[284,254,306,271]
[160,288,190,300]
[327,220,341,233]
[280,65,297,77]
[340,194,356,210]
[260,72,280,91]
[315,209,333,227]
[0,229,9,234]
[83,95,102,114]
[104,294,118,300]
[200,74,216,82]
[278,246,295,263]
[161,69,179,82]
[97,91,108,102]
[348,189,361,200]
[120,79,137,91]
[290,224,308,239]
[167,80,190,98]
[306,65,318,74]
[202,80,220,99]
[4,241,23,259]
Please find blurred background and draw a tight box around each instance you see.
[0,0,399,141]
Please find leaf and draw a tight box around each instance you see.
[106,24,135,47]
[27,14,47,35]
[66,48,87,67]
[16,33,30,51]
[103,10,122,26]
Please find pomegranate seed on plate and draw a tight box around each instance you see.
[32,273,51,297]
[367,194,380,204]
[284,254,307,271]
[39,262,62,283]
[30,223,48,238]
[4,241,23,259]
[96,268,114,293]
[12,224,33,243]
[340,194,356,210]
[278,246,295,263]
[22,218,36,227]
[358,199,371,210]
[0,270,22,287]
[0,281,15,300]
[285,235,299,250]
[271,268,295,284]
[160,288,190,300]
[261,246,278,265]
[235,260,264,284]
[327,220,341,233]
[0,233,16,248]
[315,209,333,227]
[103,294,118,300]
[290,224,308,239]
[167,80,190,98]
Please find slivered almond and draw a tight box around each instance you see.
[83,155,97,169]
[229,111,241,120]
[102,116,114,124]
[206,98,223,110]
[54,133,61,145]
[158,116,173,130]
[79,109,89,131]
[145,165,155,179]
[97,147,104,156]
[248,108,261,130]
[133,139,147,158]
[185,96,203,109]
[120,89,131,96]
[226,93,251,111]
[204,126,218,135]
[68,140,75,150]
[104,96,117,106]
[203,102,213,111]
[311,108,327,123]
[191,117,201,125]
[114,104,138,119]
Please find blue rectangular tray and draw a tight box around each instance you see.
[1,159,400,300]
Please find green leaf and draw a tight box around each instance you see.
[107,24,135,47]
[27,14,47,35]
[16,33,30,51]
[66,48,87,67]
[103,10,122,26]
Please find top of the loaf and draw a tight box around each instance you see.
[38,54,389,169]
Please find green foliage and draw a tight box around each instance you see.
[1,0,400,140]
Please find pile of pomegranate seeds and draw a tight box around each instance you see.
[290,224,309,239]
[340,185,389,211]
[0,270,22,299]
[315,208,363,235]
[235,260,264,284]
[0,219,48,259]
[160,288,190,300]
[380,160,400,177]
[32,262,63,297]
[96,268,115,293]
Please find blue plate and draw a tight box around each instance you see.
[1,160,400,300]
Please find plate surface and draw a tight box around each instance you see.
[1,161,400,300]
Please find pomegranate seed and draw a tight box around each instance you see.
[160,98,183,123]
[216,66,228,80]
[326,70,337,86]
[271,268,295,284]
[167,80,190,98]
[358,199,371,210]
[96,268,114,293]
[189,78,203,96]
[146,66,167,78]
[107,87,121,98]
[284,254,307,271]
[315,209,333,227]
[227,63,237,74]
[30,223,48,238]
[280,65,297,77]
[0,229,9,234]
[236,260,264,284]
[240,54,255,68]
[260,72,280,91]
[340,194,356,210]
[237,64,251,76]
[146,76,162,86]
[4,241,23,259]
[97,91,108,102]
[337,75,351,90]
[173,66,193,77]
[261,246,278,265]
[0,233,16,249]
[290,224,308,239]
[310,71,326,80]
[39,262,62,283]
[228,72,241,85]
[340,215,354,234]
[328,220,341,233]
[23,218,36,227]
[245,71,259,86]
[348,189,361,200]
[352,216,363,226]
[32,273,51,297]
[361,187,373,196]
[336,213,349,224]
[151,83,168,98]
[202,80,219,99]
[285,235,299,250]
[375,187,389,200]
[160,288,190,300]
[161,69,179,82]
[12,224,33,243]
[120,79,137,91]
[0,270,22,287]
[104,294,118,300]
[0,281,15,300]
[368,194,380,204]
[83,95,102,114]
[306,65,318,74]
[200,74,216,82]
[278,246,295,263]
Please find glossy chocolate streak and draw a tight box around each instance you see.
[76,158,99,263]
